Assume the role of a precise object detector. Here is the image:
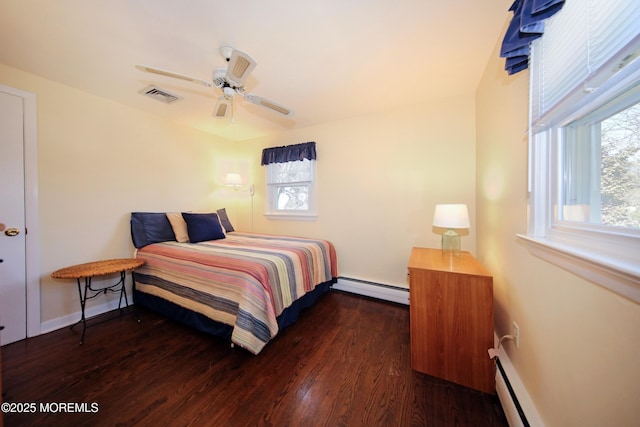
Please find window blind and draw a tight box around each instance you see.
[530,0,640,129]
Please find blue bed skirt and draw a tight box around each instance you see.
[132,278,334,346]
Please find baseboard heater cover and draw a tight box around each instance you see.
[494,332,545,427]
[332,276,409,305]
[496,358,530,427]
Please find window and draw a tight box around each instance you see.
[265,158,316,219]
[261,142,317,220]
[562,90,640,228]
[523,0,640,301]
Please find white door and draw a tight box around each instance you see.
[0,90,27,345]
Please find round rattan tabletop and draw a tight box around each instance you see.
[51,258,145,280]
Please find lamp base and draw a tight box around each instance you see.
[441,229,461,258]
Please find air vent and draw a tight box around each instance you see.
[138,85,181,104]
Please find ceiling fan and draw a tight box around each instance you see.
[135,46,294,119]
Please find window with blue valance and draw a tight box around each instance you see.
[260,141,317,165]
[262,141,317,218]
[500,0,565,75]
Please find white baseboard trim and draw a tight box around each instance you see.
[332,277,409,305]
[40,293,132,335]
[494,333,544,427]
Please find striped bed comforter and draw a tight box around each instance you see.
[133,232,338,354]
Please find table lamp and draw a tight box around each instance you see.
[433,204,470,257]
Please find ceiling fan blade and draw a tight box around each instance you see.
[244,94,294,117]
[225,49,257,87]
[135,64,212,87]
[213,96,232,118]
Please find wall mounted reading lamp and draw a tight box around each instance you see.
[224,173,255,230]
[224,173,255,196]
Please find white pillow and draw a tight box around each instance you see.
[166,212,189,243]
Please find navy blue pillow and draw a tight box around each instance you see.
[181,212,226,243]
[216,208,235,232]
[130,212,176,248]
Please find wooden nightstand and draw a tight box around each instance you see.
[408,247,495,394]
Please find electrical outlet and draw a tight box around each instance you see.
[512,321,520,348]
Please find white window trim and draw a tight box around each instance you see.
[264,212,318,221]
[516,234,640,302]
[520,63,640,302]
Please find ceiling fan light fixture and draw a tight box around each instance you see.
[222,86,235,99]
[137,46,292,121]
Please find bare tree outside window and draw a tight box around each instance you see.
[601,103,640,228]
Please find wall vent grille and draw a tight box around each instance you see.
[138,85,181,104]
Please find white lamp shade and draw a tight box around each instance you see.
[224,173,243,187]
[433,204,470,229]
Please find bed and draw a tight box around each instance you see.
[130,211,338,354]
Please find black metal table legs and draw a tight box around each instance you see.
[71,271,129,344]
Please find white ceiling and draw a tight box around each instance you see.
[0,0,510,141]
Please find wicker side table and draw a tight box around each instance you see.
[51,258,145,343]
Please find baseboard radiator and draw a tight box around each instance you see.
[496,358,530,427]
[332,276,409,305]
[494,333,545,427]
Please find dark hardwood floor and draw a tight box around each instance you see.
[1,290,508,427]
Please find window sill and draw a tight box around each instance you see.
[516,234,640,303]
[264,213,318,221]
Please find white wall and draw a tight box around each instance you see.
[2,61,479,362]
[476,36,640,426]
[244,96,478,288]
[0,64,251,323]
[1,62,479,325]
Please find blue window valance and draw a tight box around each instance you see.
[500,0,565,75]
[261,141,316,165]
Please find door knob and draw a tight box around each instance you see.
[4,228,20,237]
